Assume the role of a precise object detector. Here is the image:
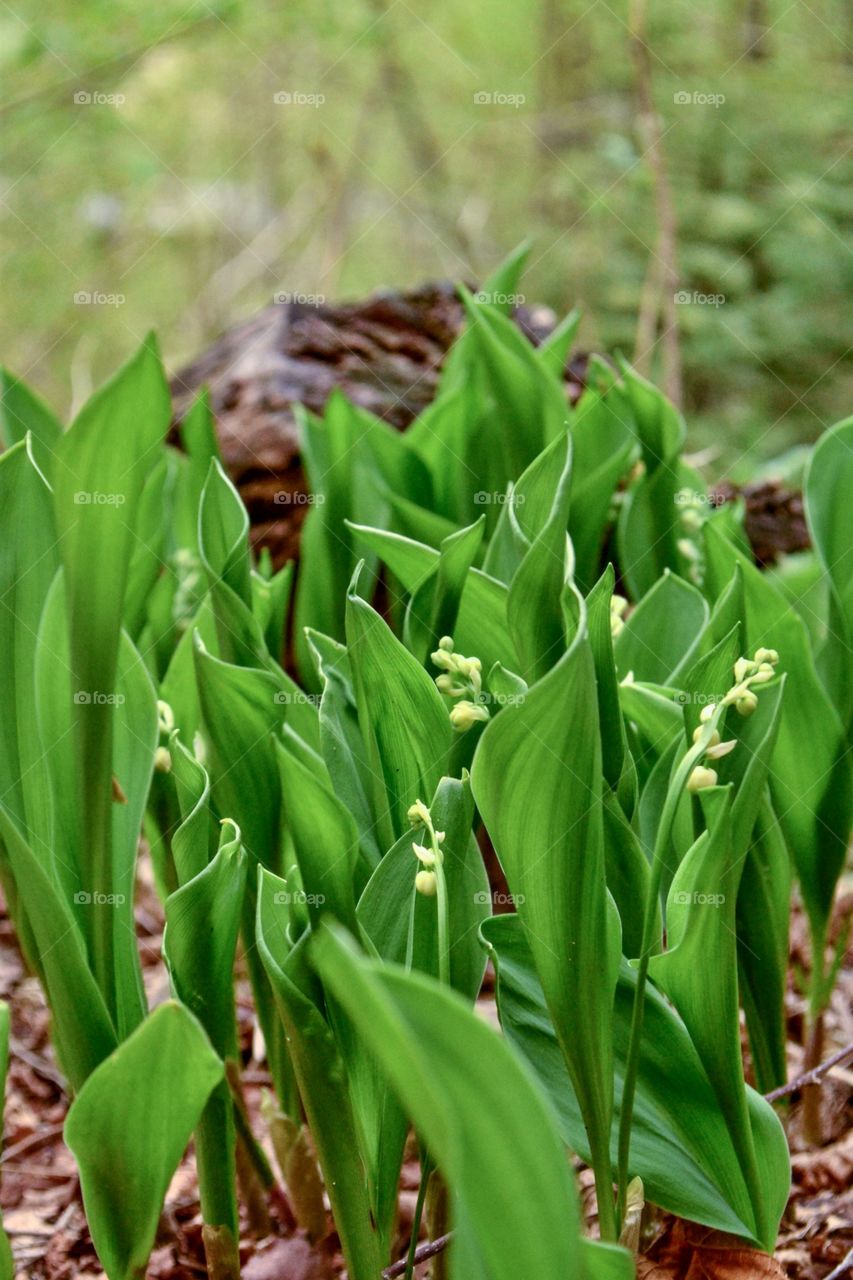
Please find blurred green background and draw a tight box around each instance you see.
[1,0,850,474]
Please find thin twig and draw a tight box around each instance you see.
[383,1231,454,1279]
[764,1040,853,1102]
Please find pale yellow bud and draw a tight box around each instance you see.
[700,703,716,723]
[415,869,438,896]
[449,700,490,732]
[706,738,737,761]
[735,689,758,717]
[754,647,778,666]
[733,657,753,683]
[407,799,432,828]
[687,765,718,792]
[693,726,720,747]
[156,700,175,736]
[438,636,455,652]
[412,842,436,867]
[154,746,172,774]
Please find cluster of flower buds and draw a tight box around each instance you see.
[431,636,490,733]
[407,798,446,896]
[686,648,780,791]
[610,594,629,639]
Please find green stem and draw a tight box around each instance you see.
[615,716,721,1227]
[435,859,450,987]
[404,1156,432,1280]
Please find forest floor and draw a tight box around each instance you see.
[1,861,850,1280]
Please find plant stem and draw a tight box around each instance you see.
[615,720,719,1227]
[404,1157,431,1280]
[435,860,450,987]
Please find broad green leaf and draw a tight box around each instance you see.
[357,773,489,999]
[51,336,170,1018]
[65,1002,222,1280]
[804,415,853,724]
[164,823,246,1240]
[313,923,628,1280]
[649,792,789,1248]
[615,571,708,685]
[568,386,636,592]
[404,518,485,663]
[471,624,620,1235]
[0,369,61,480]
[345,584,452,850]
[348,522,516,672]
[536,306,581,379]
[256,872,386,1279]
[484,913,789,1249]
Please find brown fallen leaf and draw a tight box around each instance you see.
[242,1235,335,1280]
[637,1219,786,1280]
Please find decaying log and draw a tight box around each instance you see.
[170,284,809,568]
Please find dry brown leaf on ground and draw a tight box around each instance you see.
[241,1236,336,1280]
[637,1219,787,1280]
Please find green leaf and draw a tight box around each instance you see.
[615,571,708,684]
[348,523,516,673]
[65,1002,223,1280]
[345,582,452,850]
[0,368,62,480]
[471,623,620,1237]
[313,923,627,1280]
[357,773,489,999]
[484,913,789,1249]
[164,822,246,1238]
[404,517,486,663]
[255,872,386,1279]
[649,792,789,1248]
[51,336,170,1018]
[568,386,636,593]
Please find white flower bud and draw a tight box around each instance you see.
[415,869,438,897]
[156,700,175,736]
[735,689,758,717]
[412,842,436,867]
[407,799,432,828]
[693,726,720,746]
[449,700,490,732]
[438,636,455,652]
[687,765,718,792]
[705,738,737,761]
[699,703,716,723]
[154,746,172,774]
[754,647,778,666]
[733,657,753,683]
